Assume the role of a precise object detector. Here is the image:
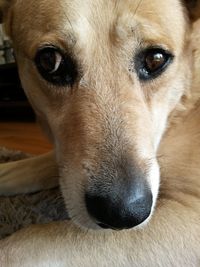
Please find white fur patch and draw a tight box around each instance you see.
[148,160,160,209]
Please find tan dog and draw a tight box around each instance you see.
[0,0,200,266]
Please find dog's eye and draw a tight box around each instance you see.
[135,48,173,81]
[35,46,78,86]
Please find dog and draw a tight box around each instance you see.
[0,0,200,266]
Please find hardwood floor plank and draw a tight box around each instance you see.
[0,122,52,155]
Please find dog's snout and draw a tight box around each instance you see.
[85,182,153,230]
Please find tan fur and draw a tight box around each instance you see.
[0,152,58,195]
[0,0,200,266]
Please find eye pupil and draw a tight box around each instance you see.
[134,48,173,81]
[39,50,58,73]
[35,46,78,86]
[145,52,165,72]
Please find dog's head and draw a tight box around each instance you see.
[1,0,199,230]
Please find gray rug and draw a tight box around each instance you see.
[0,147,69,239]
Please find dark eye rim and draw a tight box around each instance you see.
[134,46,174,81]
[34,44,64,73]
[35,44,63,59]
[34,45,78,87]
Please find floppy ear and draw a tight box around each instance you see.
[184,0,200,21]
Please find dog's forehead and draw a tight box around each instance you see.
[12,0,186,54]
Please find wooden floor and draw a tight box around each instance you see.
[0,122,52,155]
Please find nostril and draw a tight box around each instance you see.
[85,190,153,230]
[85,193,109,224]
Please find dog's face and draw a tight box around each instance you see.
[1,0,197,230]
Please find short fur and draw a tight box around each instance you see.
[0,0,200,266]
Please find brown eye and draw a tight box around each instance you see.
[134,48,173,81]
[39,49,62,73]
[35,46,78,86]
[145,52,165,73]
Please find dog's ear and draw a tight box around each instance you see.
[184,0,200,21]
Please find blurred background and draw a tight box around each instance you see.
[0,25,52,155]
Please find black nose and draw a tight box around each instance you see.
[85,184,153,230]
